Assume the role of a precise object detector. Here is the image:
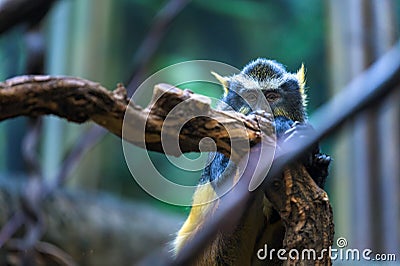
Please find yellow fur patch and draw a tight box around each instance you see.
[173,183,218,254]
[211,71,229,96]
[296,64,307,107]
[297,64,306,91]
[239,106,250,114]
[273,108,290,119]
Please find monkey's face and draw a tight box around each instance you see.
[260,77,305,122]
[221,74,305,122]
[213,58,307,122]
[220,76,270,114]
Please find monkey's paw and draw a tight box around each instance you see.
[312,153,331,176]
[281,121,332,188]
[248,110,275,137]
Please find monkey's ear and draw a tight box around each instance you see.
[211,71,229,96]
[297,64,307,107]
[296,64,306,93]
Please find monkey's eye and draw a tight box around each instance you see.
[264,91,280,102]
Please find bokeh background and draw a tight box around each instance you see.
[0,0,399,265]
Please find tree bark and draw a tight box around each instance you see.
[266,164,334,265]
[0,75,268,160]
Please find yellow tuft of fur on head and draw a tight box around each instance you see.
[211,71,229,96]
[296,64,307,107]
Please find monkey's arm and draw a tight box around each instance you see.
[277,118,331,188]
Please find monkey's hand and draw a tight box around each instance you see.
[281,121,331,188]
[307,153,331,188]
[247,110,275,139]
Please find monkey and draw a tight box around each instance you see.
[173,58,331,265]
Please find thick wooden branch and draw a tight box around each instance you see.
[0,75,266,159]
[0,75,128,134]
[266,164,334,265]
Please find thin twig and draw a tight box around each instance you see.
[0,0,57,34]
[2,19,48,257]
[126,0,191,95]
[22,118,42,178]
[34,241,78,266]
[52,126,108,188]
[0,211,24,248]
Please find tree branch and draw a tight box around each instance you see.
[0,75,265,158]
[0,76,127,133]
[278,165,334,265]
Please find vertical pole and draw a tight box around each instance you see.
[372,0,400,255]
[328,0,399,254]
